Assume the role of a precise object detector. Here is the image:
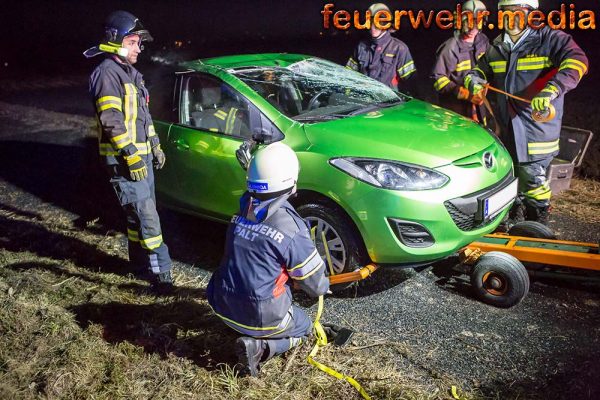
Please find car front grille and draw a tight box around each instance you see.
[444,173,514,232]
[444,201,492,231]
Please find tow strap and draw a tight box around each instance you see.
[306,229,372,400]
[484,84,556,123]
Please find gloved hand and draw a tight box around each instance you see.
[124,154,148,181]
[321,323,354,346]
[464,74,487,96]
[531,85,559,112]
[457,86,484,106]
[152,144,166,170]
[235,139,257,171]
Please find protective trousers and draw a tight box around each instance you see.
[261,305,312,358]
[107,155,171,275]
[515,157,552,217]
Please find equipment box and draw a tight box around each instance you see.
[547,126,593,195]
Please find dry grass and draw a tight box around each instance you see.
[0,232,481,400]
[552,178,600,224]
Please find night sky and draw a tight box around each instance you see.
[2,0,599,86]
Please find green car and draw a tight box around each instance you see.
[149,53,517,274]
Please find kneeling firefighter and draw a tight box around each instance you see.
[207,142,330,377]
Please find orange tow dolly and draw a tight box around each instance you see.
[326,222,598,309]
[460,221,599,308]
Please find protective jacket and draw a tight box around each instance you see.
[468,26,588,162]
[207,192,330,338]
[432,31,489,117]
[90,57,160,165]
[346,32,416,90]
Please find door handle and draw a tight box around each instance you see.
[174,138,190,150]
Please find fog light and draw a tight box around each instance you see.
[388,219,435,248]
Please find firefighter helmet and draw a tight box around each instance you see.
[84,11,153,58]
[497,0,539,9]
[459,0,488,31]
[246,142,299,196]
[368,3,391,15]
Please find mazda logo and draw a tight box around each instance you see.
[483,152,495,170]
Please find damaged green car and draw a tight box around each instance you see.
[149,53,517,274]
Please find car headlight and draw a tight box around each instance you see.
[330,158,449,190]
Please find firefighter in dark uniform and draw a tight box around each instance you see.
[431,0,490,120]
[84,11,173,291]
[465,0,588,224]
[207,142,330,377]
[346,3,417,93]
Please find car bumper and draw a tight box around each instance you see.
[338,168,515,266]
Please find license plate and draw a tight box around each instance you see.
[483,179,518,219]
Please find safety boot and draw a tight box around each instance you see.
[235,337,268,377]
[151,270,174,295]
[525,204,550,226]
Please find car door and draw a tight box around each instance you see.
[165,72,261,219]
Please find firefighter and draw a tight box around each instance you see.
[207,142,330,377]
[84,11,174,291]
[431,0,490,120]
[346,3,417,93]
[465,0,588,224]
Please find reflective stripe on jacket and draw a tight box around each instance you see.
[90,57,160,165]
[346,32,416,90]
[207,192,330,337]
[468,27,588,162]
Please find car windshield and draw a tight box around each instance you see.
[231,58,405,122]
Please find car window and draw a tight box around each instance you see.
[180,73,252,138]
[231,58,406,121]
[146,66,177,123]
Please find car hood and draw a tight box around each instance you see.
[302,99,496,168]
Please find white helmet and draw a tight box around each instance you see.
[498,0,538,9]
[463,0,487,13]
[368,3,391,15]
[247,142,299,196]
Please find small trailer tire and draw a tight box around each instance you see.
[509,221,556,239]
[470,251,530,308]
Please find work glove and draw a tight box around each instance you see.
[235,139,257,171]
[531,85,559,112]
[124,154,148,181]
[152,144,166,170]
[321,323,354,346]
[457,86,484,106]
[464,74,487,96]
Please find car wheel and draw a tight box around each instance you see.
[296,202,368,289]
[508,221,556,239]
[470,251,529,308]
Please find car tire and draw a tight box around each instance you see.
[296,201,369,291]
[470,251,529,308]
[508,221,556,239]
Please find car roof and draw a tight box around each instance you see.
[182,53,311,70]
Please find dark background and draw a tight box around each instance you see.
[2,0,598,86]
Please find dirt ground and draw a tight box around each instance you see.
[0,79,598,400]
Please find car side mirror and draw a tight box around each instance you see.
[252,127,283,145]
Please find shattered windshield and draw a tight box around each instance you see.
[231,58,405,122]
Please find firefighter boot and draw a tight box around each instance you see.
[525,203,550,226]
[235,337,269,377]
[151,270,174,295]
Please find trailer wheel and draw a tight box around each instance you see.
[509,221,556,239]
[470,252,529,308]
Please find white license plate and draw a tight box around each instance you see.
[483,179,518,219]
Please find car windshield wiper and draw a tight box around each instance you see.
[348,98,404,115]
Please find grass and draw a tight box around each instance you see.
[552,177,600,224]
[0,215,481,400]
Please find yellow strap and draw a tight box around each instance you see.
[98,103,122,112]
[307,297,372,400]
[305,227,371,400]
